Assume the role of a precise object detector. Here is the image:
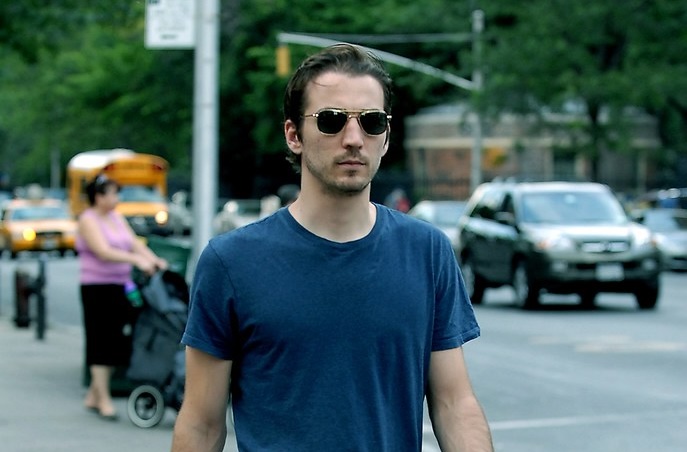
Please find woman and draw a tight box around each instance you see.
[77,174,168,420]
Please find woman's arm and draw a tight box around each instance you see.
[427,347,493,452]
[130,234,168,270]
[78,213,164,273]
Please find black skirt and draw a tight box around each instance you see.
[80,284,133,367]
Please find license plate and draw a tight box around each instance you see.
[42,239,57,250]
[596,263,624,281]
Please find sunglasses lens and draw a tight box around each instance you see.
[311,109,389,135]
[359,112,388,135]
[317,110,348,134]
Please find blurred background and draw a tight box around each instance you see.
[0,0,685,215]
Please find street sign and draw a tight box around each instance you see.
[145,0,196,49]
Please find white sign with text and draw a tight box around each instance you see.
[145,0,196,49]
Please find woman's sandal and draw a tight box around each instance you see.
[86,403,118,421]
[98,410,119,421]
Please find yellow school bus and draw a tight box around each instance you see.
[66,149,171,236]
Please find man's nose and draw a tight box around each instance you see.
[340,116,365,145]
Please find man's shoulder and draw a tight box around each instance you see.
[210,209,286,248]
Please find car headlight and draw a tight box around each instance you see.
[22,228,37,242]
[534,235,576,252]
[155,210,169,225]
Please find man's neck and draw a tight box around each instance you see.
[288,193,376,243]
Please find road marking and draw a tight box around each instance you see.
[577,340,687,353]
[489,409,687,431]
[529,334,687,353]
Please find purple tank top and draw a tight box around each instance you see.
[76,209,134,284]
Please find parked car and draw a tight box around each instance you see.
[212,199,262,235]
[633,208,687,272]
[0,198,77,258]
[455,181,662,309]
[407,199,467,247]
[635,187,687,209]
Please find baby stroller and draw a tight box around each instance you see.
[125,270,189,428]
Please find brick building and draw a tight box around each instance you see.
[404,104,661,200]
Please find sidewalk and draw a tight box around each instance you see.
[0,317,237,452]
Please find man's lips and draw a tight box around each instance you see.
[338,159,365,166]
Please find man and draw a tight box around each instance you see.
[171,44,493,452]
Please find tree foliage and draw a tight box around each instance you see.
[483,0,687,181]
[0,0,685,192]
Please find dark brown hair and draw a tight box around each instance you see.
[85,173,119,206]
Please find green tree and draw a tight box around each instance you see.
[2,0,685,194]
[483,0,687,184]
[0,2,193,187]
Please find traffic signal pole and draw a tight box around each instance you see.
[471,10,484,192]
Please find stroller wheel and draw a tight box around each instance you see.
[127,384,166,428]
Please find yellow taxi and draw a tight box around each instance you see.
[0,198,77,258]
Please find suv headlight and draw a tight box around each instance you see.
[632,228,656,251]
[534,235,576,252]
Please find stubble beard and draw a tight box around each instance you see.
[303,153,379,197]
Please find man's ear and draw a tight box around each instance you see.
[381,128,390,156]
[284,120,302,153]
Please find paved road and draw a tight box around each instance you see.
[465,272,687,452]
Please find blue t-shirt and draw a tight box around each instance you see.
[182,204,480,451]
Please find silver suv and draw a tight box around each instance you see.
[455,181,662,309]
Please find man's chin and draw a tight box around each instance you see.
[332,178,371,196]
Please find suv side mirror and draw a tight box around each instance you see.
[629,211,645,223]
[495,211,516,226]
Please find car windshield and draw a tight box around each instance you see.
[11,205,71,220]
[118,185,165,203]
[520,191,627,225]
[643,210,687,232]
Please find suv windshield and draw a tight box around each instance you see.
[520,191,627,225]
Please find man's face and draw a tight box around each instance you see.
[286,71,389,197]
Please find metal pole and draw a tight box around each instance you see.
[470,9,484,193]
[35,255,47,340]
[191,0,220,273]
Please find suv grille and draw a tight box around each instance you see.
[580,240,630,253]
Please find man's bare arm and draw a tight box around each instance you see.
[171,346,232,452]
[427,347,493,452]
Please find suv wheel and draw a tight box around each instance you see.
[634,280,659,310]
[513,261,539,309]
[460,255,485,304]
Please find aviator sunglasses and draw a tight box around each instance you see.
[303,108,391,136]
